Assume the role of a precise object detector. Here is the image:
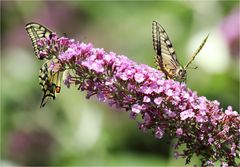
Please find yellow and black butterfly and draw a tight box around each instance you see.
[25,22,63,108]
[152,21,209,82]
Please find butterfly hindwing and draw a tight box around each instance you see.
[25,22,52,59]
[39,59,62,108]
[152,21,181,79]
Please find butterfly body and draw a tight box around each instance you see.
[25,22,63,107]
[152,21,209,82]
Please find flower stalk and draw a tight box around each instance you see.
[38,33,240,166]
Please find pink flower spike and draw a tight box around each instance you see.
[33,32,240,166]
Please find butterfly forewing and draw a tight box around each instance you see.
[25,23,52,59]
[152,21,181,79]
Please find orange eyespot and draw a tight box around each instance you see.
[56,86,61,93]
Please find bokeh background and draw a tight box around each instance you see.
[1,1,239,166]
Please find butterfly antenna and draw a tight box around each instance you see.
[187,66,198,70]
[185,33,209,68]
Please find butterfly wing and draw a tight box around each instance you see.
[152,21,181,79]
[25,22,52,59]
[39,59,62,108]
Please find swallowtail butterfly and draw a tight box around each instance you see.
[25,22,63,108]
[152,21,209,82]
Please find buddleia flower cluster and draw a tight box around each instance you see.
[37,33,240,166]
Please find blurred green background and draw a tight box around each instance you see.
[1,1,239,166]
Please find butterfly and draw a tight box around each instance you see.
[25,22,63,108]
[152,21,209,82]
